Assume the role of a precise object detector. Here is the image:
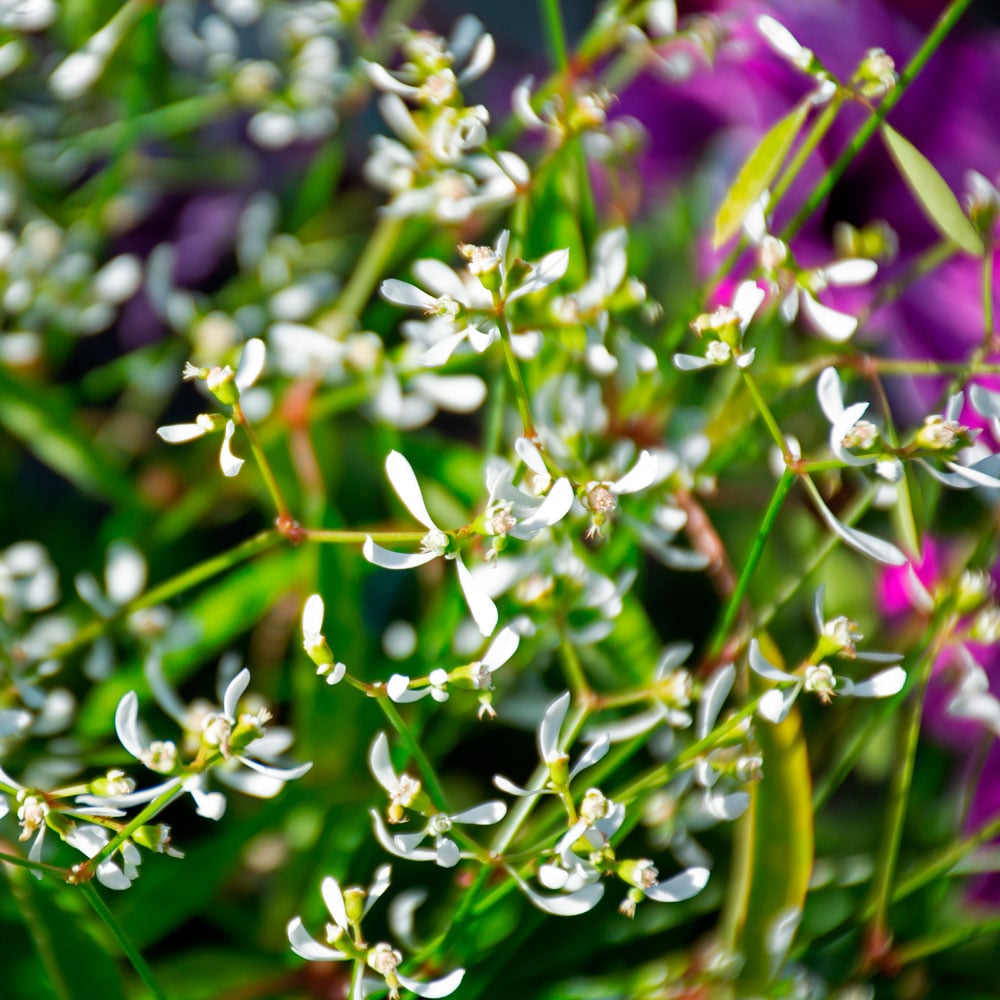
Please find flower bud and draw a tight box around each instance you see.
[956,569,992,614]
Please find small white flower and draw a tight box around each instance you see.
[364,451,498,636]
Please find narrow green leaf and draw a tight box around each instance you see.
[727,636,814,991]
[881,123,984,256]
[892,462,924,561]
[713,101,811,248]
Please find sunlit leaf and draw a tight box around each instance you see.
[881,123,984,256]
[713,101,810,248]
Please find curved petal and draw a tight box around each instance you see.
[114,691,146,761]
[235,338,266,392]
[758,686,799,725]
[385,451,436,529]
[610,450,658,495]
[506,866,604,916]
[381,279,437,311]
[697,663,735,736]
[481,626,520,670]
[748,639,796,683]
[236,755,312,782]
[451,801,506,825]
[419,331,470,367]
[363,537,438,570]
[672,353,714,371]
[398,968,465,998]
[812,491,906,565]
[156,422,208,444]
[538,691,571,762]
[366,864,393,914]
[800,292,857,343]
[851,666,906,698]
[287,916,347,962]
[436,837,461,868]
[302,594,325,643]
[321,875,349,931]
[492,774,544,797]
[368,732,398,792]
[219,420,244,478]
[816,367,845,423]
[454,556,498,636]
[644,865,710,903]
[569,733,610,779]
[223,668,251,722]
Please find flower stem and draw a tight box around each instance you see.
[377,699,449,812]
[494,307,537,437]
[233,403,290,520]
[73,782,186,882]
[708,468,796,660]
[0,851,67,879]
[741,369,789,454]
[305,529,428,544]
[79,881,167,1000]
[783,0,975,241]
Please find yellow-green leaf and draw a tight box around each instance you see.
[881,123,984,256]
[713,101,810,248]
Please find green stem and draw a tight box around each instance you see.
[305,529,428,544]
[75,782,186,881]
[540,0,570,71]
[46,530,280,663]
[321,216,407,337]
[494,308,536,436]
[5,867,73,1000]
[557,623,590,697]
[377,699,449,811]
[867,618,954,944]
[234,404,290,520]
[708,468,795,659]
[741,369,789,454]
[79,881,167,1000]
[894,918,1000,966]
[771,91,846,208]
[783,0,975,240]
[0,850,67,879]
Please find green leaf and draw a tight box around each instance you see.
[881,123,984,256]
[726,636,814,991]
[891,462,924,561]
[712,101,811,248]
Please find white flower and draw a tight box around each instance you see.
[915,392,1000,490]
[288,866,465,999]
[93,661,311,820]
[371,799,505,868]
[363,451,498,636]
[301,595,346,684]
[674,281,764,371]
[816,367,881,468]
[494,691,610,797]
[749,638,906,724]
[583,449,659,538]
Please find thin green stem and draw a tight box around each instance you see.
[46,530,280,663]
[0,850,67,879]
[894,918,1000,966]
[494,307,536,436]
[305,529,428,544]
[79,881,167,1000]
[783,0,975,241]
[234,404,290,520]
[74,783,186,882]
[321,216,407,338]
[771,91,846,208]
[377,699,449,811]
[540,0,570,72]
[557,623,591,697]
[741,369,789,454]
[708,468,795,659]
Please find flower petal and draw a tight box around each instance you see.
[454,556,498,636]
[223,668,251,722]
[236,755,313,782]
[385,451,437,529]
[287,916,347,961]
[363,537,438,570]
[368,733,398,792]
[748,639,797,683]
[114,691,146,760]
[538,691,571,762]
[321,875,349,931]
[697,663,735,737]
[569,732,610,779]
[644,865,710,903]
[610,450,658,495]
[156,422,208,444]
[851,666,906,698]
[450,801,506,825]
[506,866,604,916]
[398,968,466,998]
[235,338,266,392]
[481,626,520,670]
[799,291,858,343]
[219,420,244,478]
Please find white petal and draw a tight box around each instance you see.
[386,674,432,703]
[481,626,520,670]
[436,838,462,868]
[219,421,244,477]
[235,338,266,392]
[302,594,324,640]
[735,348,756,369]
[733,281,765,329]
[418,331,469,367]
[569,733,610,779]
[539,691,571,762]
[515,437,549,476]
[705,790,750,821]
[398,968,465,998]
[366,864,393,915]
[970,383,1000,420]
[697,663,735,737]
[644,866,710,903]
[96,861,133,891]
[458,27,494,83]
[454,557,498,636]
[287,916,347,961]
[812,493,906,565]
[363,537,438,570]
[385,451,437,529]
[144,654,187,725]
[105,541,146,605]
[186,780,227,820]
[748,639,797,683]
[409,374,486,412]
[800,292,858,343]
[512,75,544,126]
[371,809,430,860]
[381,279,437,311]
[851,666,906,698]
[368,732,398,792]
[821,259,878,287]
[222,668,251,721]
[816,367,846,423]
[321,875,349,931]
[493,774,543,797]
[656,642,693,679]
[506,867,604,915]
[758,687,798,724]
[610,451,658,495]
[451,801,506,825]
[156,422,208,443]
[114,691,146,760]
[511,478,573,538]
[757,14,808,65]
[672,353,715,371]
[237,755,312,782]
